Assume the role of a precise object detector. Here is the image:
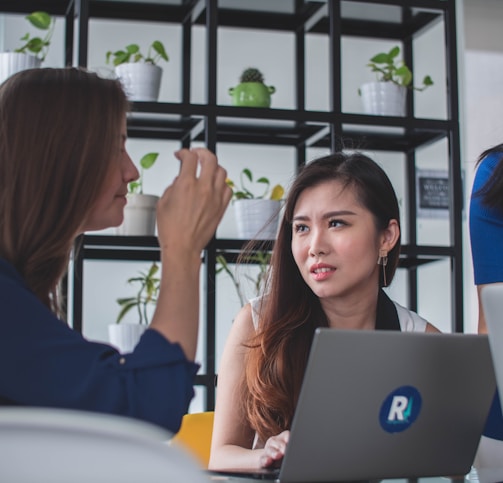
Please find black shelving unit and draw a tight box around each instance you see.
[1,0,462,411]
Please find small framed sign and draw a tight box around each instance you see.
[416,169,464,219]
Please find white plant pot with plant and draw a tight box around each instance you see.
[360,82,407,117]
[106,41,168,102]
[227,168,284,240]
[109,262,160,353]
[234,199,281,239]
[0,11,54,85]
[116,152,160,236]
[359,45,433,117]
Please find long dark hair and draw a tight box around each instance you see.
[243,152,401,443]
[474,143,503,212]
[0,67,129,315]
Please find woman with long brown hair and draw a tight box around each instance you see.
[209,152,438,470]
[0,67,231,432]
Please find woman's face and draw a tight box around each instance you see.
[81,117,139,232]
[291,179,397,302]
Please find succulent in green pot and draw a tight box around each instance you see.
[229,67,275,108]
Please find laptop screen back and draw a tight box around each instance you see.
[278,329,495,483]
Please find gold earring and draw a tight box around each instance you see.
[377,249,388,287]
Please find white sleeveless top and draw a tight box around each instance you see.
[249,297,428,333]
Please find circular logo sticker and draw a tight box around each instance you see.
[379,385,422,433]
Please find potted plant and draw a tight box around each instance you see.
[216,250,271,306]
[109,262,160,353]
[116,152,160,236]
[106,41,169,102]
[0,11,54,85]
[228,67,275,107]
[359,45,433,116]
[227,168,284,239]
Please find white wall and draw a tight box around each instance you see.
[2,2,495,409]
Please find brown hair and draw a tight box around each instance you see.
[0,67,129,315]
[243,152,401,443]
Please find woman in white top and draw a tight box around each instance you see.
[209,152,439,471]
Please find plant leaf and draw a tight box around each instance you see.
[140,152,159,170]
[270,184,284,200]
[388,45,400,59]
[147,263,159,277]
[395,65,412,86]
[128,180,141,193]
[26,38,44,53]
[370,53,389,64]
[242,168,253,183]
[125,44,140,54]
[152,41,169,61]
[26,11,52,30]
[116,300,138,323]
[113,50,130,65]
[423,75,434,86]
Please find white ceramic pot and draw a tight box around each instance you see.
[116,193,159,236]
[108,323,147,354]
[360,81,407,116]
[0,52,41,85]
[234,199,281,240]
[115,63,162,102]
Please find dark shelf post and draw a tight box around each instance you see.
[74,0,89,67]
[328,0,343,152]
[445,0,464,333]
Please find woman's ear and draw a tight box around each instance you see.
[380,219,400,252]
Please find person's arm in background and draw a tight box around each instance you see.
[209,303,289,470]
[476,285,489,334]
[150,147,231,360]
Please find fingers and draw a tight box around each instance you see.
[174,148,231,205]
[174,147,217,179]
[180,147,232,224]
[156,147,231,254]
[259,431,290,468]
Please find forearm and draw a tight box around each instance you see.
[209,444,264,471]
[149,249,202,360]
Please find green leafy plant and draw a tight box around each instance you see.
[14,11,55,61]
[128,152,159,194]
[116,262,160,325]
[226,168,284,201]
[366,45,433,91]
[106,41,169,66]
[216,250,271,306]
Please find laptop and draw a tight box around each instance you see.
[209,329,495,482]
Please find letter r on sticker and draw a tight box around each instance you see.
[387,396,409,421]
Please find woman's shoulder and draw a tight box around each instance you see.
[231,301,257,339]
[392,301,429,332]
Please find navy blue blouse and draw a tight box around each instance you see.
[0,258,199,433]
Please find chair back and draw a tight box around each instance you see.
[171,411,214,468]
[0,407,207,483]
